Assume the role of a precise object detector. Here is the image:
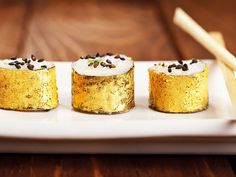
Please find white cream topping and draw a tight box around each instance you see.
[149,60,206,76]
[72,54,134,76]
[0,57,54,70]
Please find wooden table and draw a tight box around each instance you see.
[0,0,236,176]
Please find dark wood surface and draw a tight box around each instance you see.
[0,154,235,177]
[0,0,236,176]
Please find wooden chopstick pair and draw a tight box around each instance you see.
[173,8,236,115]
[210,33,236,115]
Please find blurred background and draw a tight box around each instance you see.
[0,0,235,60]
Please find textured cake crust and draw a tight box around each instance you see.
[0,67,58,111]
[148,66,208,113]
[72,67,135,114]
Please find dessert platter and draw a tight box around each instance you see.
[0,8,236,153]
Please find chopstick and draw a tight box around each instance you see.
[173,8,236,115]
[173,8,236,71]
[210,32,236,114]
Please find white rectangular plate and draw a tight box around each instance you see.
[1,60,236,154]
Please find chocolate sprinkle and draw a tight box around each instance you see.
[6,55,50,70]
[106,59,112,64]
[190,59,198,64]
[168,64,176,68]
[168,68,172,73]
[182,64,188,71]
[176,64,182,69]
[41,65,47,69]
[83,53,127,69]
[14,61,20,64]
[10,56,17,60]
[8,62,15,65]
[88,62,93,66]
[100,62,106,67]
[31,54,36,61]
[27,64,34,70]
[96,53,100,57]
[37,59,45,62]
[15,64,21,69]
[109,64,116,68]
[85,55,91,59]
[178,60,183,64]
[106,53,113,56]
[93,61,99,68]
[22,58,28,63]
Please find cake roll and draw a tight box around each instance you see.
[0,55,58,111]
[72,53,134,114]
[148,59,208,113]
